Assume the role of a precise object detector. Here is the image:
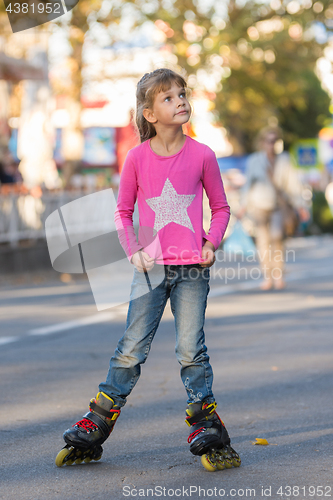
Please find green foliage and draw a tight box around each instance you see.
[134,0,332,151]
[312,190,333,233]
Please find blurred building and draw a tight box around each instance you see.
[0,50,46,153]
[0,31,61,190]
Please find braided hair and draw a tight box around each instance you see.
[136,68,188,143]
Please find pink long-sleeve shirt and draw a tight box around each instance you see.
[114,135,230,265]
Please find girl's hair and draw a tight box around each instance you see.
[136,68,187,143]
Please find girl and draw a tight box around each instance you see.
[56,68,240,472]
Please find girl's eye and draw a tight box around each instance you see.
[165,96,171,101]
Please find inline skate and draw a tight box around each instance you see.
[186,401,241,472]
[55,392,120,467]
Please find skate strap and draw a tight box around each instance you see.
[89,401,120,420]
[185,407,215,427]
[187,419,220,442]
[191,419,217,431]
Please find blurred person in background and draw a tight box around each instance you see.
[239,126,309,291]
[0,147,22,185]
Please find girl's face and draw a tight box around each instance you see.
[145,81,191,128]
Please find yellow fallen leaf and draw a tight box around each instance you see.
[252,438,269,445]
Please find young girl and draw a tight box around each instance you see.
[56,68,240,472]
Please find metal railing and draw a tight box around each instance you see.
[0,189,105,247]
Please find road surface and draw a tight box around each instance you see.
[0,235,332,500]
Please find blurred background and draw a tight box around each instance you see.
[1,0,333,275]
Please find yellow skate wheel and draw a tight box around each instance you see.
[229,447,241,467]
[74,450,83,464]
[55,448,72,468]
[94,455,102,462]
[218,448,233,469]
[216,457,226,470]
[84,457,92,463]
[216,461,226,471]
[201,454,217,472]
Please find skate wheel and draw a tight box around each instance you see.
[55,448,72,467]
[226,446,241,467]
[84,457,92,463]
[216,457,226,470]
[74,450,83,464]
[201,454,217,472]
[66,459,75,466]
[92,445,103,462]
[217,448,233,469]
[230,447,241,467]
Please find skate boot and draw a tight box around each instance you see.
[55,392,120,467]
[185,401,241,472]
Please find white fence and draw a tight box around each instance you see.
[0,191,94,247]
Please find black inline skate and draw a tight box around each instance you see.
[185,401,241,472]
[55,392,120,467]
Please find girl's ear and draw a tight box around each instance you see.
[143,108,157,124]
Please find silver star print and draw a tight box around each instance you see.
[146,178,196,233]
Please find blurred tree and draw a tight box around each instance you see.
[1,0,332,153]
[214,0,332,150]
[134,0,332,152]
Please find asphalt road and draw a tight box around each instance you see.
[0,235,333,500]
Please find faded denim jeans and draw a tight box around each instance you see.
[99,264,215,407]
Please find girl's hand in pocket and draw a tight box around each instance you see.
[131,251,154,272]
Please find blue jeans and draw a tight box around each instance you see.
[99,264,214,407]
